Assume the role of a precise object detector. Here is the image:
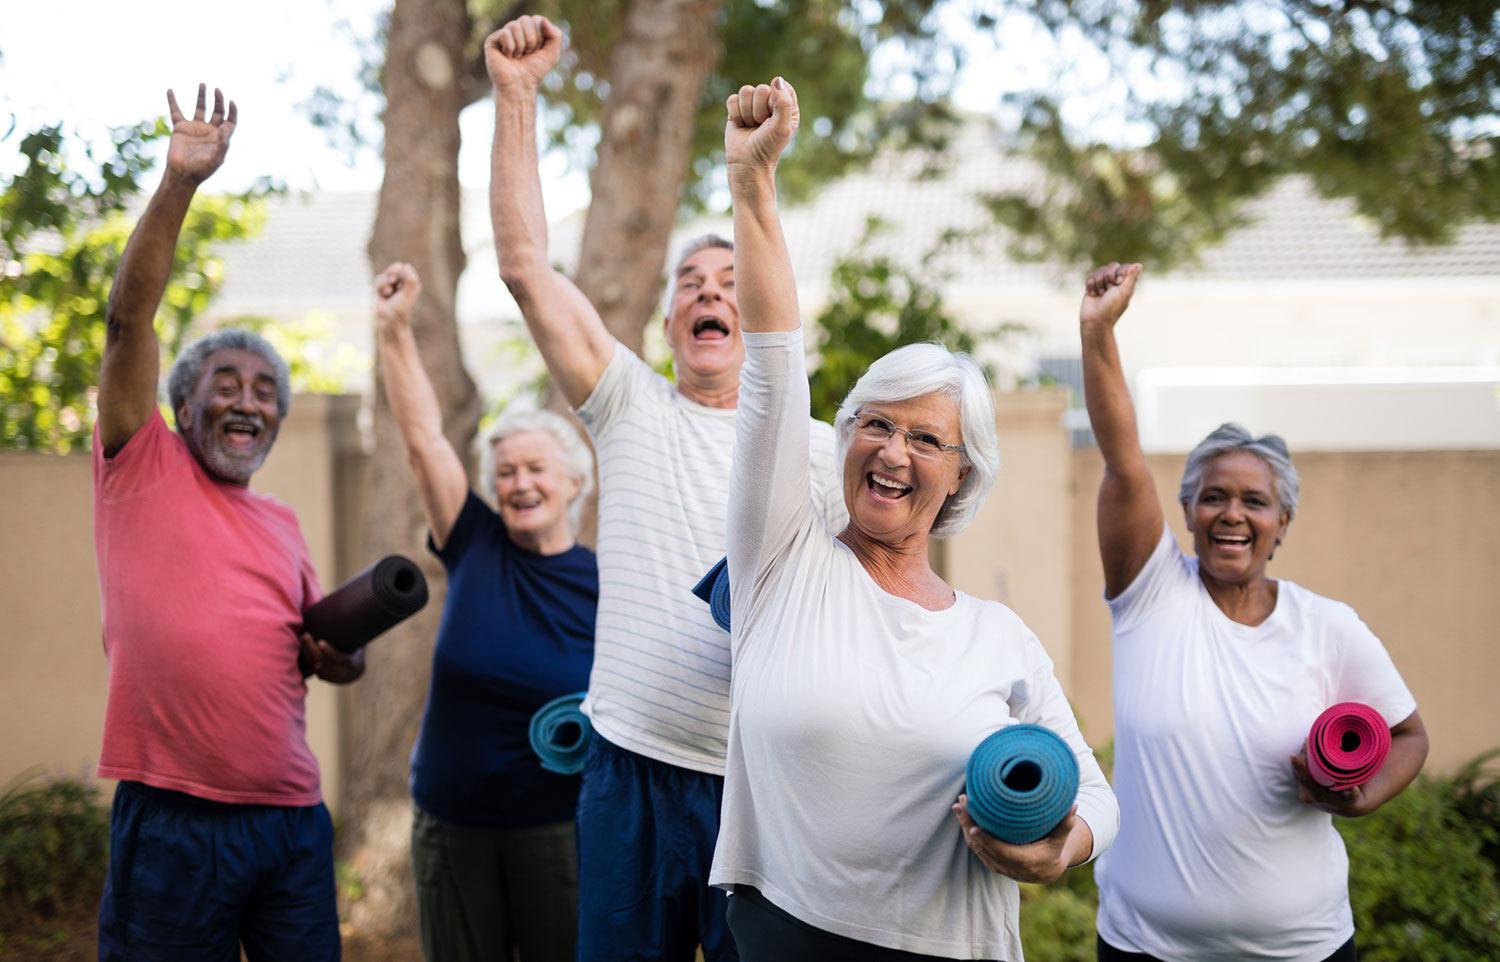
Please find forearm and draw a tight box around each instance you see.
[728,165,799,334]
[1080,321,1148,479]
[1353,715,1428,815]
[1064,816,1096,869]
[98,171,199,452]
[107,171,198,332]
[490,89,550,286]
[376,323,447,454]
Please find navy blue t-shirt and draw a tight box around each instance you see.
[409,492,598,826]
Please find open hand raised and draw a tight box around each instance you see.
[375,262,422,329]
[1080,261,1142,330]
[485,15,563,92]
[165,84,236,185]
[725,77,799,173]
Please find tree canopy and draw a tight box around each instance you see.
[0,122,273,452]
[980,0,1500,269]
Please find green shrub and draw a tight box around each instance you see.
[0,772,109,924]
[1338,770,1500,961]
[1018,867,1098,962]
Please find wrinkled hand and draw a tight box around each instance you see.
[725,77,799,174]
[953,795,1074,884]
[299,632,366,685]
[165,84,236,185]
[1290,747,1367,817]
[375,261,422,329]
[1080,261,1142,331]
[485,15,562,92]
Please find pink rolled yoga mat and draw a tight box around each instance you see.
[1306,702,1390,790]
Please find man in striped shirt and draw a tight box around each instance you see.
[486,16,845,962]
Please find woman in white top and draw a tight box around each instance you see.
[707,77,1118,962]
[1079,263,1429,962]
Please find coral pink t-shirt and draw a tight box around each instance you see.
[92,411,323,805]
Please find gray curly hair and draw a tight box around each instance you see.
[1179,422,1300,519]
[166,329,291,429]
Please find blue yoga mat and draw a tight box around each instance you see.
[965,723,1079,845]
[692,557,732,632]
[528,692,593,775]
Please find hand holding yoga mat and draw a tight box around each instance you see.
[1305,702,1390,790]
[965,723,1079,845]
[528,692,593,775]
[692,557,732,632]
[301,555,429,653]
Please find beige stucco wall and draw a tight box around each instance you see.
[0,393,364,813]
[4,388,1495,809]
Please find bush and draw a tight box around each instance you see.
[1338,769,1500,961]
[1018,864,1098,962]
[0,772,109,925]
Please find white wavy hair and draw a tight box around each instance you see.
[478,407,596,535]
[833,342,999,539]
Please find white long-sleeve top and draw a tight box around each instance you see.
[709,329,1118,960]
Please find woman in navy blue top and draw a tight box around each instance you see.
[376,263,598,962]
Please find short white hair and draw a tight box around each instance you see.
[833,342,999,539]
[478,407,596,535]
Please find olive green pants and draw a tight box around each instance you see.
[410,805,578,962]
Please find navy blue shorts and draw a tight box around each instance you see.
[98,780,340,962]
[575,734,737,962]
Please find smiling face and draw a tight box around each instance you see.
[492,429,581,554]
[177,348,282,485]
[1182,450,1291,587]
[662,246,741,392]
[841,392,968,549]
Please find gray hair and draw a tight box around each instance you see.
[167,328,292,428]
[661,233,734,317]
[1179,422,1300,520]
[478,407,596,535]
[833,342,999,539]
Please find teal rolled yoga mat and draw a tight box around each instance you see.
[965,723,1079,845]
[528,692,593,775]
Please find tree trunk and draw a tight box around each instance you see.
[574,0,726,355]
[343,0,479,936]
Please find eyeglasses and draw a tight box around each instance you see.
[850,413,966,459]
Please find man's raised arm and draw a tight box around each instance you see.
[98,85,236,456]
[486,16,614,409]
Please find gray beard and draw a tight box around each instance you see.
[189,411,273,484]
[199,435,269,483]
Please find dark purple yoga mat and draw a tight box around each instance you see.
[301,555,428,654]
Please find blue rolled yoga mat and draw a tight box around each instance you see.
[965,723,1079,845]
[692,557,732,632]
[528,692,593,775]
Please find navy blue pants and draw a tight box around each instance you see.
[574,734,737,962]
[98,780,340,962]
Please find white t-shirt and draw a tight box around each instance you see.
[1095,525,1417,962]
[573,340,845,774]
[709,330,1118,960]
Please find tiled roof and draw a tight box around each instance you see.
[211,116,1500,322]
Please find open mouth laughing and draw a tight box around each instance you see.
[691,315,730,340]
[866,472,912,501]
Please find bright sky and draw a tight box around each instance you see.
[0,1,1106,209]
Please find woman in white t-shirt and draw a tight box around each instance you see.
[706,77,1118,961]
[1079,262,1429,962]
